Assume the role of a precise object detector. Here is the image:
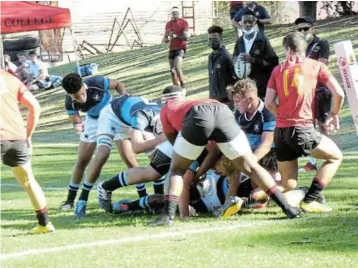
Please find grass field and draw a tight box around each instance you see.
[1,16,358,268]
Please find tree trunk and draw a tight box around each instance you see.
[299,1,317,20]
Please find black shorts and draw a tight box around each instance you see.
[168,49,186,60]
[181,102,241,146]
[1,140,30,167]
[274,127,322,162]
[258,148,278,172]
[150,149,171,176]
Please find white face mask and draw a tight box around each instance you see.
[305,33,314,42]
[243,28,256,36]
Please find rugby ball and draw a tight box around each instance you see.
[234,54,252,79]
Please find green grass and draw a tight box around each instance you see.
[1,16,358,267]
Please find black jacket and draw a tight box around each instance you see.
[233,32,278,99]
[208,46,237,102]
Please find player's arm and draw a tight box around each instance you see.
[257,7,271,25]
[172,30,189,41]
[69,113,83,135]
[195,143,222,180]
[231,10,242,28]
[131,129,166,154]
[109,79,127,95]
[18,87,41,139]
[162,24,170,43]
[254,132,274,161]
[326,76,345,116]
[265,88,278,115]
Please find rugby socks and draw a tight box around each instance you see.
[128,196,150,211]
[102,172,128,191]
[303,177,326,203]
[164,195,179,219]
[79,180,94,201]
[67,183,79,203]
[266,185,292,211]
[36,207,50,226]
[153,177,165,195]
[136,183,147,198]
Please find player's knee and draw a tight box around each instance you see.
[143,168,161,182]
[97,135,113,150]
[282,180,297,192]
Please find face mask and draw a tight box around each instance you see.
[305,33,314,42]
[208,38,222,50]
[242,28,256,36]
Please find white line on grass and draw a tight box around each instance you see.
[1,183,66,191]
[1,221,272,261]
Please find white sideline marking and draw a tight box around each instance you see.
[0,221,271,261]
[1,184,66,191]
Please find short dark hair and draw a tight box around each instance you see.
[207,25,223,35]
[162,85,184,95]
[282,32,307,54]
[294,16,314,26]
[29,51,36,56]
[62,73,83,94]
[242,9,256,18]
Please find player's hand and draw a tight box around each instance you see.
[74,123,84,135]
[323,115,340,135]
[163,37,170,43]
[240,53,254,63]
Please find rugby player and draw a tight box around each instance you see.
[0,70,55,234]
[162,6,189,88]
[295,16,331,172]
[84,95,167,215]
[265,32,344,213]
[150,85,300,226]
[58,73,144,215]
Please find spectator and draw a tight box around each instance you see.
[17,51,62,91]
[232,1,271,35]
[162,7,189,88]
[233,10,278,99]
[229,1,245,38]
[207,26,236,107]
[4,54,17,73]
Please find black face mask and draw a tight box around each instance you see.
[208,38,222,50]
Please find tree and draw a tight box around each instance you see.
[299,1,318,20]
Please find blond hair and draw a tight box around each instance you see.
[227,78,258,100]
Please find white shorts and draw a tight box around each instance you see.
[173,130,252,160]
[80,115,98,143]
[96,105,131,140]
[156,141,173,158]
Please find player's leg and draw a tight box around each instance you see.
[113,194,165,214]
[98,144,171,212]
[173,51,185,88]
[1,140,55,233]
[114,138,148,198]
[169,55,179,85]
[59,141,96,210]
[214,106,300,219]
[301,134,343,212]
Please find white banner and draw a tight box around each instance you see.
[334,40,358,136]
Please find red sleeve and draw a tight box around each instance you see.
[165,22,170,32]
[183,20,189,31]
[318,63,332,86]
[160,105,175,134]
[267,66,278,90]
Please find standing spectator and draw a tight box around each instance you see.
[233,10,278,99]
[295,16,331,172]
[4,54,17,73]
[232,1,271,35]
[229,1,245,38]
[162,7,189,88]
[207,26,236,106]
